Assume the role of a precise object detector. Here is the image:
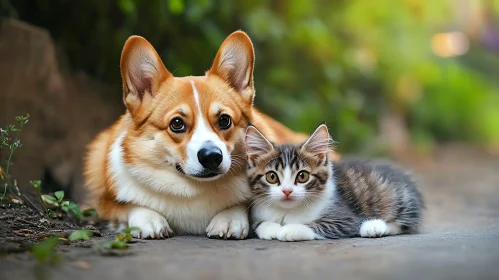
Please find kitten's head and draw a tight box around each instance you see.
[245,124,332,209]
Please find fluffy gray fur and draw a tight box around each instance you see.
[246,124,425,240]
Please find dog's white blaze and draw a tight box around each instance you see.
[184,81,231,176]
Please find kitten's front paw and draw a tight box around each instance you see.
[359,219,387,238]
[206,206,249,240]
[128,207,173,239]
[277,224,316,242]
[255,222,282,240]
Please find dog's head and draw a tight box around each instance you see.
[119,31,255,181]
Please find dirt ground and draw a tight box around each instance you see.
[0,144,498,280]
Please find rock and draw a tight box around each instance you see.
[0,19,122,202]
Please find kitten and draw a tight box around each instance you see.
[245,124,424,241]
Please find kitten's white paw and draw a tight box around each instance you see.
[206,205,249,239]
[255,222,282,240]
[359,219,387,238]
[128,206,173,239]
[277,224,316,242]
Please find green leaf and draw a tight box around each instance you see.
[68,202,83,220]
[30,237,61,264]
[46,209,57,218]
[30,180,41,190]
[69,229,93,241]
[54,191,64,202]
[42,195,58,206]
[61,205,69,212]
[125,234,133,242]
[122,226,140,234]
[116,234,125,241]
[111,241,128,249]
[82,208,98,218]
[15,114,29,124]
[61,201,69,207]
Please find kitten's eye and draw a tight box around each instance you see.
[218,114,232,130]
[296,171,310,183]
[265,171,279,184]
[170,117,186,133]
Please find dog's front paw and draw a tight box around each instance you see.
[255,222,281,240]
[359,219,387,238]
[277,224,316,242]
[206,205,249,240]
[128,206,173,239]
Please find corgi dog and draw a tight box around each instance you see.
[83,31,309,239]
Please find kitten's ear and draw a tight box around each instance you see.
[120,36,172,114]
[207,31,255,105]
[245,126,274,166]
[301,124,331,164]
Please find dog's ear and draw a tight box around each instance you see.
[301,124,331,164]
[208,31,255,105]
[120,36,172,113]
[245,126,274,167]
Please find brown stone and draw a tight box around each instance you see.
[0,19,122,202]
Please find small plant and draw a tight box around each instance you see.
[40,190,83,220]
[0,114,29,202]
[116,226,139,242]
[31,180,99,222]
[93,227,139,255]
[68,229,94,241]
[82,208,99,219]
[30,236,62,264]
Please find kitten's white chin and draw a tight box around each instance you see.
[276,199,303,209]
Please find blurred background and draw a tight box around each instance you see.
[1,0,499,199]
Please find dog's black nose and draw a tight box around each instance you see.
[197,143,223,171]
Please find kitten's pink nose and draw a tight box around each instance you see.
[282,189,293,197]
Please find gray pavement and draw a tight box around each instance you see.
[1,145,499,280]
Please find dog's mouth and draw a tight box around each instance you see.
[175,164,185,174]
[175,164,222,180]
[193,171,221,179]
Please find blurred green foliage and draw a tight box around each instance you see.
[7,0,499,153]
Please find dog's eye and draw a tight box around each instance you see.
[265,171,279,184]
[296,171,310,184]
[170,117,186,133]
[218,114,232,130]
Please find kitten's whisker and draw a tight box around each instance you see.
[248,194,271,211]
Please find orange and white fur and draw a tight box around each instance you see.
[83,31,308,239]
